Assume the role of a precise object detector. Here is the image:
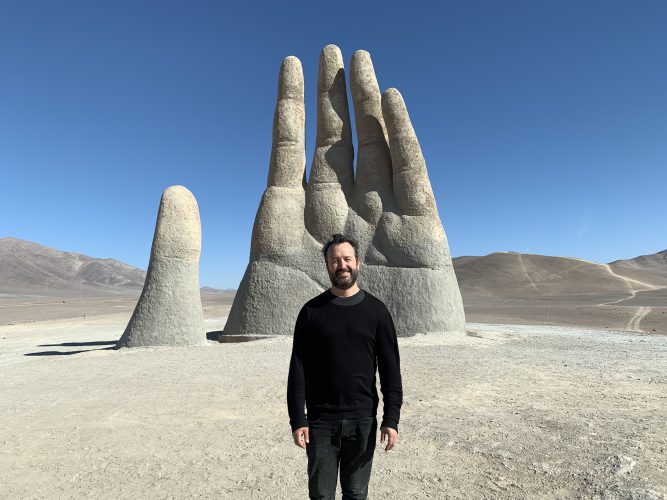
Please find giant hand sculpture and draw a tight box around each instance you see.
[225,45,465,337]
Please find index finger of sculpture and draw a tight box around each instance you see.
[310,44,354,187]
[350,51,392,195]
[267,56,306,188]
[382,88,438,217]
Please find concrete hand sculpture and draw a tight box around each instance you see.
[117,185,205,347]
[225,45,465,337]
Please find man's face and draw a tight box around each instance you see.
[326,242,360,290]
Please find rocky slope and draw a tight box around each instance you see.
[0,237,145,296]
[453,250,666,301]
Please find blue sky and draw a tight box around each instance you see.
[1,1,665,288]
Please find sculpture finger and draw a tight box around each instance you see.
[306,44,353,241]
[350,50,392,197]
[382,88,437,217]
[267,56,306,188]
[117,186,204,348]
[309,44,353,187]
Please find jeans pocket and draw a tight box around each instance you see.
[356,416,375,426]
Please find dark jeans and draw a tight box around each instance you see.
[306,416,377,500]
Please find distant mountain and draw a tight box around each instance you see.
[3,236,663,303]
[453,250,667,302]
[200,286,236,294]
[0,237,145,296]
[609,250,667,287]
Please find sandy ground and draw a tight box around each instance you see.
[463,298,667,336]
[1,295,666,499]
[0,292,234,326]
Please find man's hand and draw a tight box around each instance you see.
[292,427,309,449]
[380,427,398,452]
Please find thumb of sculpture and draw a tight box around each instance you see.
[117,185,205,348]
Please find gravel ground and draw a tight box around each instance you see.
[1,318,665,499]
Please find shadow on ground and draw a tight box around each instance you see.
[38,341,118,347]
[26,340,118,356]
[207,331,272,343]
[25,335,274,355]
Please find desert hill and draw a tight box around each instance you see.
[3,236,664,303]
[0,237,145,296]
[453,250,666,303]
[2,237,664,332]
[453,249,667,333]
[608,250,667,287]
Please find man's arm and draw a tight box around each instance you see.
[287,307,309,438]
[376,309,403,445]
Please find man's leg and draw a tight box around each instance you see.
[339,417,377,500]
[306,419,341,500]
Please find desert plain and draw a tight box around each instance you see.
[1,285,666,500]
[1,237,666,499]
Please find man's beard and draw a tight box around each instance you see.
[329,267,359,290]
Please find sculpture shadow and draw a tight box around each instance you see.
[25,340,117,356]
[207,331,272,343]
[25,346,115,356]
[38,341,118,347]
[321,95,395,206]
[322,69,355,195]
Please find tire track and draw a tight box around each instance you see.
[625,306,651,332]
[597,264,658,306]
[517,254,539,292]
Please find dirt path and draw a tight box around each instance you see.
[626,306,652,332]
[601,264,659,306]
[518,253,539,292]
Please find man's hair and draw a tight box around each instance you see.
[322,234,359,260]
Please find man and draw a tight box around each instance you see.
[287,234,403,500]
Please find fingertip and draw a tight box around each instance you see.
[351,49,371,63]
[278,56,304,100]
[282,55,301,68]
[350,50,379,102]
[382,87,403,101]
[350,49,372,74]
[382,88,405,112]
[321,44,343,60]
[382,88,410,131]
[318,44,345,91]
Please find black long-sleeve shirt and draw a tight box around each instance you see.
[287,290,403,432]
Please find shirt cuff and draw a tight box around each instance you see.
[380,418,399,432]
[290,418,308,432]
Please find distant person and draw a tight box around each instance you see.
[287,234,403,500]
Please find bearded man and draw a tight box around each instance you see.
[287,233,403,500]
